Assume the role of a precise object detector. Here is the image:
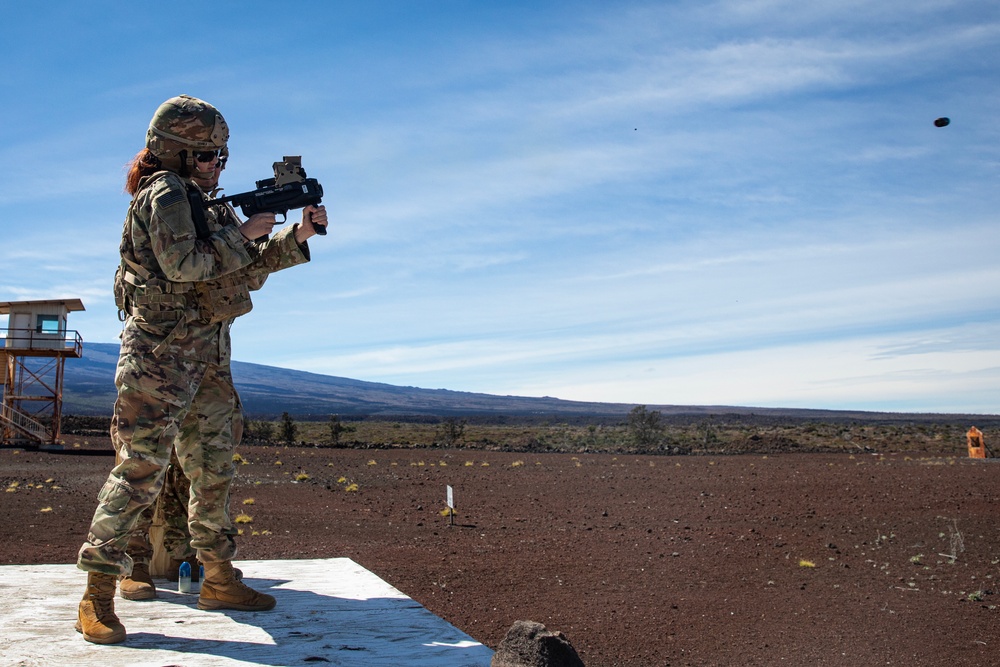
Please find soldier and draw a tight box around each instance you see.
[76,94,327,644]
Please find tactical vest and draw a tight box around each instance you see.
[115,171,253,328]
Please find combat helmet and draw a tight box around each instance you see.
[145,94,229,176]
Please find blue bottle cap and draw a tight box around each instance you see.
[179,561,191,576]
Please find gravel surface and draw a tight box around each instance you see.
[3,441,999,666]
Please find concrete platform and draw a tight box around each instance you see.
[0,558,493,666]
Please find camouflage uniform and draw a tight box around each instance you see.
[158,449,195,560]
[123,447,192,568]
[78,169,309,576]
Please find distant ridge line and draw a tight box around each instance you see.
[57,342,998,422]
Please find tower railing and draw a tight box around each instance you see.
[0,403,50,444]
[0,327,83,357]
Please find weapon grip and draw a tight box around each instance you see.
[308,208,327,235]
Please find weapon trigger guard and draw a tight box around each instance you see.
[277,212,287,223]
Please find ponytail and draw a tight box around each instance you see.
[124,149,162,195]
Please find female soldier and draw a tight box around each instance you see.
[76,94,327,644]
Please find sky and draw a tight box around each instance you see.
[1,1,999,414]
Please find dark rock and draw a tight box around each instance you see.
[491,620,585,667]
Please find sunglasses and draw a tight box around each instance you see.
[194,150,220,163]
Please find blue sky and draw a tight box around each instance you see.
[1,1,998,413]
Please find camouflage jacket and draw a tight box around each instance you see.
[118,170,310,364]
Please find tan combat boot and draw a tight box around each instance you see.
[76,572,126,644]
[119,561,157,600]
[198,561,275,611]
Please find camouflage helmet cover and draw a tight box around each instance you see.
[145,94,229,173]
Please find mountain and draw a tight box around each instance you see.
[59,343,995,423]
[60,342,639,419]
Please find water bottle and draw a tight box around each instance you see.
[178,560,192,593]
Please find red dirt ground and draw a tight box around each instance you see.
[3,440,999,666]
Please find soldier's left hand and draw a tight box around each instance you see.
[295,204,328,243]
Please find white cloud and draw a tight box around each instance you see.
[2,1,999,413]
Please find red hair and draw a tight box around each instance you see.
[124,149,162,195]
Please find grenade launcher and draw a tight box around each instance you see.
[203,156,326,235]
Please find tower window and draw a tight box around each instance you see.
[36,315,60,334]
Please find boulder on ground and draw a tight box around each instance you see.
[491,620,585,667]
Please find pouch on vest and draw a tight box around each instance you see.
[193,275,253,323]
[113,263,129,321]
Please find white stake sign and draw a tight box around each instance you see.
[446,485,454,525]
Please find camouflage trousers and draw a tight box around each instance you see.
[77,352,243,576]
[122,447,194,566]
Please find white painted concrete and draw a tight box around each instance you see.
[0,558,493,666]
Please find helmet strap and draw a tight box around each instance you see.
[177,149,191,177]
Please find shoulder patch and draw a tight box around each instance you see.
[155,189,186,210]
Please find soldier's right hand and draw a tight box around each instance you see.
[239,213,277,241]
